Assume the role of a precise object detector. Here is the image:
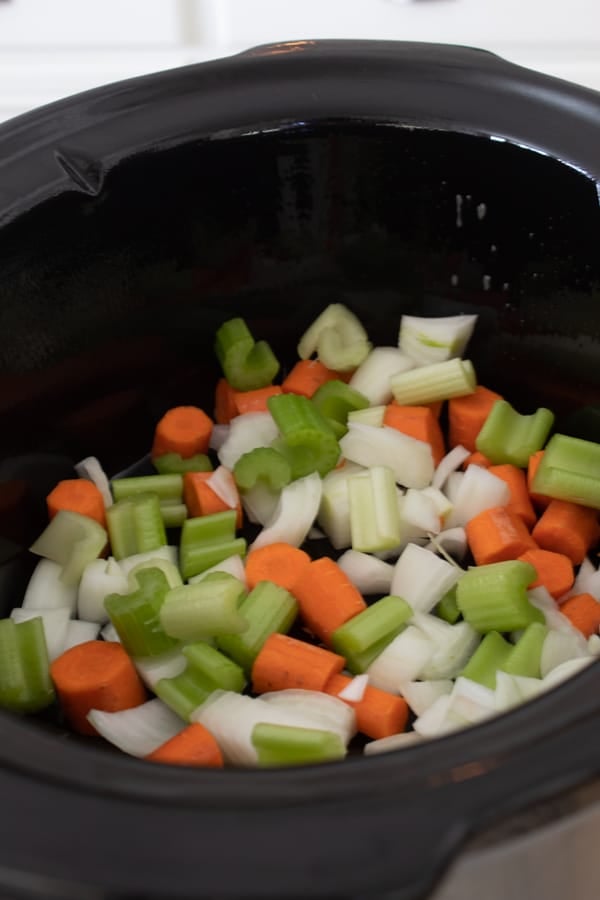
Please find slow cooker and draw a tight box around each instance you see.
[0,40,599,900]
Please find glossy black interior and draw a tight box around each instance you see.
[0,41,600,900]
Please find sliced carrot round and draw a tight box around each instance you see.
[152,406,213,459]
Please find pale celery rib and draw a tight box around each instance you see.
[348,466,401,553]
[390,358,476,405]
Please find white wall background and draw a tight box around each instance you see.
[1,0,599,123]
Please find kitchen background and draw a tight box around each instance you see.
[1,0,600,125]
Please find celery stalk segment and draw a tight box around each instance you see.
[179,510,246,580]
[312,380,369,438]
[0,617,55,713]
[156,640,246,720]
[215,317,279,391]
[460,631,512,688]
[105,567,179,657]
[106,493,167,561]
[251,722,346,766]
[268,393,340,479]
[160,573,248,641]
[153,453,212,475]
[233,447,292,491]
[29,510,108,586]
[111,474,183,503]
[331,594,412,671]
[531,433,600,509]
[216,581,298,672]
[456,560,543,633]
[475,400,554,468]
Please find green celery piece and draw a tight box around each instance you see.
[107,493,167,561]
[154,669,212,720]
[160,502,188,529]
[29,510,107,586]
[531,433,600,509]
[476,400,554,468]
[111,474,183,503]
[156,641,246,720]
[503,622,548,679]
[160,573,248,641]
[348,466,401,553]
[251,723,346,766]
[460,631,512,688]
[390,358,476,406]
[104,567,178,657]
[297,303,372,372]
[0,618,55,713]
[180,510,246,580]
[215,317,280,391]
[312,380,370,438]
[332,595,411,657]
[456,560,542,633]
[128,558,183,589]
[436,587,461,625]
[342,631,403,675]
[233,447,292,491]
[216,581,298,673]
[268,393,340,479]
[153,453,213,475]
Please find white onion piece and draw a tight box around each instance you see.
[10,606,71,661]
[445,465,510,528]
[62,619,101,652]
[336,550,394,595]
[209,424,230,452]
[340,423,434,489]
[241,482,280,526]
[78,557,129,623]
[399,679,453,717]
[420,486,453,522]
[425,527,468,562]
[446,677,495,725]
[218,412,279,471]
[250,472,322,551]
[88,699,184,757]
[364,731,423,755]
[399,314,478,366]
[134,649,188,689]
[118,546,178,577]
[337,674,369,703]
[420,621,479,680]
[260,689,356,746]
[23,559,78,616]
[413,695,461,737]
[588,634,600,656]
[100,622,121,642]
[432,445,470,490]
[74,455,113,507]
[206,466,239,509]
[444,471,464,505]
[542,656,595,689]
[400,489,441,534]
[528,586,587,638]
[308,525,325,540]
[494,671,525,711]
[391,544,461,614]
[564,557,600,601]
[367,627,433,692]
[188,554,246,587]
[348,347,414,405]
[540,629,590,678]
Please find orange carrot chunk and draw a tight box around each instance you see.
[560,593,600,638]
[50,641,146,736]
[183,471,242,528]
[324,673,409,740]
[462,451,492,470]
[146,723,224,768]
[281,359,340,398]
[466,506,538,566]
[448,385,503,452]
[233,385,283,416]
[152,406,213,459]
[46,479,106,528]
[517,548,575,600]
[531,499,600,566]
[251,633,345,694]
[215,378,239,425]
[245,543,312,593]
[488,464,537,529]
[291,557,367,645]
[383,403,445,466]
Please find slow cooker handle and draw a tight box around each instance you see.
[347,701,600,900]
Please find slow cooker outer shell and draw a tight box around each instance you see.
[0,40,599,900]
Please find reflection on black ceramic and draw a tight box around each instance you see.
[0,41,598,900]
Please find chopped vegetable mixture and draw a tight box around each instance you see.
[3,306,600,768]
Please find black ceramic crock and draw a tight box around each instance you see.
[0,40,599,900]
